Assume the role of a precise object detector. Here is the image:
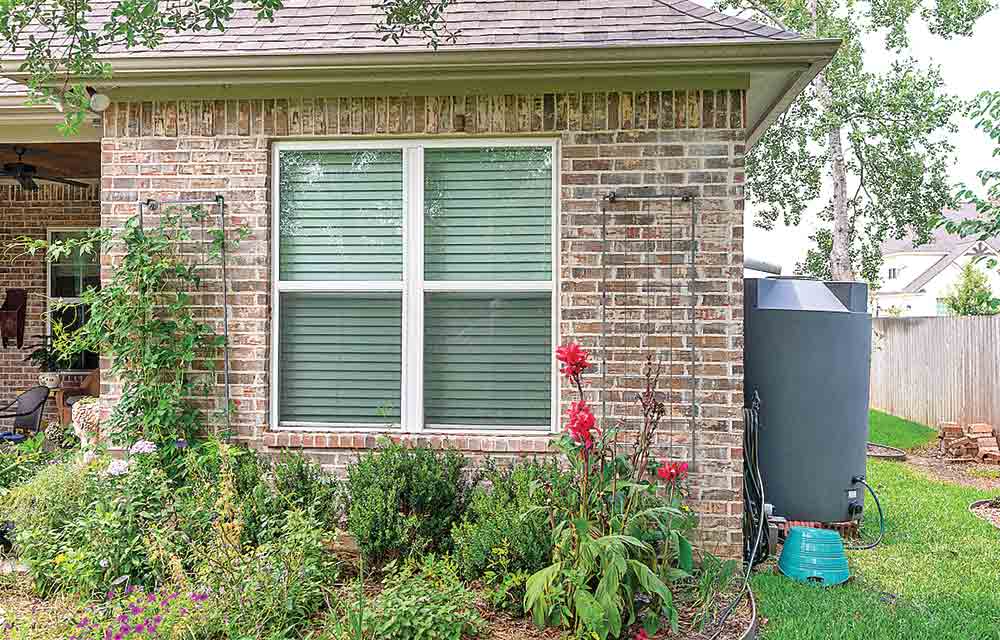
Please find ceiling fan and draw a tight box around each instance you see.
[0,146,89,191]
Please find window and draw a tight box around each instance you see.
[273,140,558,432]
[887,268,899,280]
[936,298,951,316]
[47,229,100,371]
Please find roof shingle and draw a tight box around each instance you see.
[9,0,800,60]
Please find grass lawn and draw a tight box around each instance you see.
[753,410,1000,640]
[867,411,938,450]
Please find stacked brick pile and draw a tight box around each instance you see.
[939,421,1000,464]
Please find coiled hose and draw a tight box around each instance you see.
[706,393,768,640]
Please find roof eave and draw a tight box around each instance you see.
[0,38,839,144]
[2,39,841,80]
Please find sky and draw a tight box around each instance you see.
[741,9,1000,274]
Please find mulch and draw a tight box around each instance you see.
[970,500,1000,530]
[480,586,755,640]
[901,446,1000,492]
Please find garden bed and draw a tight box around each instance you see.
[866,442,906,460]
[969,498,1000,529]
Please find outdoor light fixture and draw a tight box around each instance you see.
[89,92,111,112]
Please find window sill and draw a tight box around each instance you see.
[262,429,555,454]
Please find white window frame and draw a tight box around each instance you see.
[271,138,561,435]
[46,227,99,373]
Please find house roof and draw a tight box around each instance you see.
[881,203,1000,256]
[3,0,801,61]
[897,241,998,293]
[0,1,836,146]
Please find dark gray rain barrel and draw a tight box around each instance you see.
[744,278,872,523]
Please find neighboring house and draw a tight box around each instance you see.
[0,0,837,558]
[876,204,1000,317]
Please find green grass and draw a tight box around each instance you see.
[868,410,938,450]
[754,411,1000,640]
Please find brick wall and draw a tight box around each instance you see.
[0,183,102,427]
[100,89,745,558]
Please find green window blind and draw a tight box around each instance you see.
[424,147,552,281]
[279,293,401,425]
[279,150,403,281]
[424,293,551,428]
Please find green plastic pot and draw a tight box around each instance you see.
[778,526,851,587]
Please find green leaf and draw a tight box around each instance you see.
[677,534,694,573]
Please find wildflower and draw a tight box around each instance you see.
[635,630,650,640]
[565,399,599,450]
[129,604,144,616]
[174,439,188,450]
[104,459,130,477]
[556,342,591,379]
[129,439,157,455]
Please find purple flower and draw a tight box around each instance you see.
[135,624,146,633]
[104,459,131,477]
[129,440,157,455]
[125,585,136,595]
[116,614,128,624]
[174,439,188,449]
[129,604,144,616]
[77,618,90,628]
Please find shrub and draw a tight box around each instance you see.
[0,434,62,490]
[189,509,339,640]
[0,460,97,595]
[329,555,483,640]
[54,451,175,595]
[451,458,573,583]
[346,440,473,564]
[270,451,344,531]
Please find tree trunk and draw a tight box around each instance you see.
[808,0,855,281]
[828,125,853,280]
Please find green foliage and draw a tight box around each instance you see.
[524,355,696,639]
[0,460,98,595]
[12,207,247,451]
[941,262,1000,315]
[328,555,483,640]
[718,0,991,281]
[948,91,1000,257]
[191,509,339,640]
[22,336,65,372]
[451,459,573,589]
[0,435,63,491]
[346,439,472,565]
[270,451,345,531]
[690,552,738,631]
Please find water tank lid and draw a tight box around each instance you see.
[754,278,850,313]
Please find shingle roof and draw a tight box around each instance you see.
[6,0,799,62]
[880,203,1000,256]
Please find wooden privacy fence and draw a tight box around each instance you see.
[870,316,1000,429]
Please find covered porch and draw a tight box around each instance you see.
[0,136,102,436]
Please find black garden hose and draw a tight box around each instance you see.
[845,477,886,551]
[706,394,768,640]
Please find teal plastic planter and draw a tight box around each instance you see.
[778,527,851,587]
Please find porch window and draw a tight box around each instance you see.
[273,141,557,433]
[47,229,100,371]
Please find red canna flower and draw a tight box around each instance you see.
[635,629,651,640]
[556,342,592,380]
[565,399,599,450]
[656,461,689,484]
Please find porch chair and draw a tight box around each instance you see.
[0,386,50,444]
